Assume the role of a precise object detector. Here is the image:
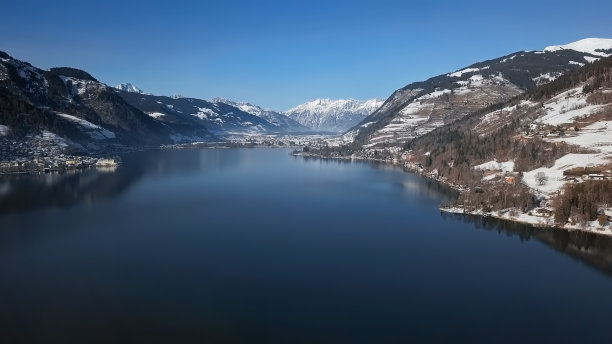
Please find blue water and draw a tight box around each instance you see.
[1,148,611,343]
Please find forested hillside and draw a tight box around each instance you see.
[407,56,612,229]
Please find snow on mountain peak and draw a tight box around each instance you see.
[285,98,384,133]
[115,83,144,93]
[286,98,383,114]
[213,97,266,115]
[544,38,612,57]
[212,97,308,132]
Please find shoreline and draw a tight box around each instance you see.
[293,151,612,237]
[4,144,611,237]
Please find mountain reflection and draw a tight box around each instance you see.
[441,211,612,276]
[3,148,612,279]
[0,149,221,215]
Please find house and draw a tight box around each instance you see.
[597,209,612,223]
[505,176,516,183]
[588,174,605,180]
[563,176,579,183]
[403,153,416,162]
[534,208,553,217]
[96,158,117,167]
[546,131,561,137]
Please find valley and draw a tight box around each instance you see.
[3,38,612,235]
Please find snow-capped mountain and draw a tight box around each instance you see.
[285,98,384,133]
[115,83,144,94]
[544,38,612,57]
[404,56,612,234]
[112,88,310,134]
[213,98,309,132]
[348,38,612,148]
[0,51,173,148]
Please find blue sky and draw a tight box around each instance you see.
[2,0,612,110]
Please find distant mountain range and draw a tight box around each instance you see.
[115,83,383,134]
[212,98,309,133]
[2,50,380,153]
[2,37,612,156]
[115,83,145,94]
[115,90,288,137]
[285,98,384,133]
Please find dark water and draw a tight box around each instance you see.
[1,148,612,343]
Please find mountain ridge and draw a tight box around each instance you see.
[285,98,384,133]
[345,38,612,148]
[212,98,310,133]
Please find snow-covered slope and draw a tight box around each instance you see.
[544,38,612,57]
[285,98,383,133]
[116,91,284,136]
[115,83,144,93]
[0,52,171,147]
[466,57,612,196]
[348,38,611,148]
[213,98,309,132]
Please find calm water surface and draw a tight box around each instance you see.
[1,148,612,343]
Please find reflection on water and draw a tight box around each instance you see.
[1,148,611,277]
[0,149,237,214]
[0,161,140,214]
[442,211,612,275]
[96,165,117,173]
[1,148,612,342]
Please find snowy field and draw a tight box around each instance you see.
[536,86,606,125]
[522,153,610,194]
[549,120,612,154]
[474,159,515,173]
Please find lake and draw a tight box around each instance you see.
[1,148,612,343]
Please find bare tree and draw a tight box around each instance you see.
[535,171,548,186]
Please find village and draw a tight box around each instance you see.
[0,134,119,174]
[162,133,340,150]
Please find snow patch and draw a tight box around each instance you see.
[479,101,535,126]
[147,112,166,119]
[474,160,515,173]
[447,66,489,78]
[548,121,612,154]
[544,38,612,57]
[536,86,606,125]
[533,72,563,85]
[57,113,116,140]
[418,89,452,100]
[192,107,218,120]
[40,131,69,148]
[523,153,611,194]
